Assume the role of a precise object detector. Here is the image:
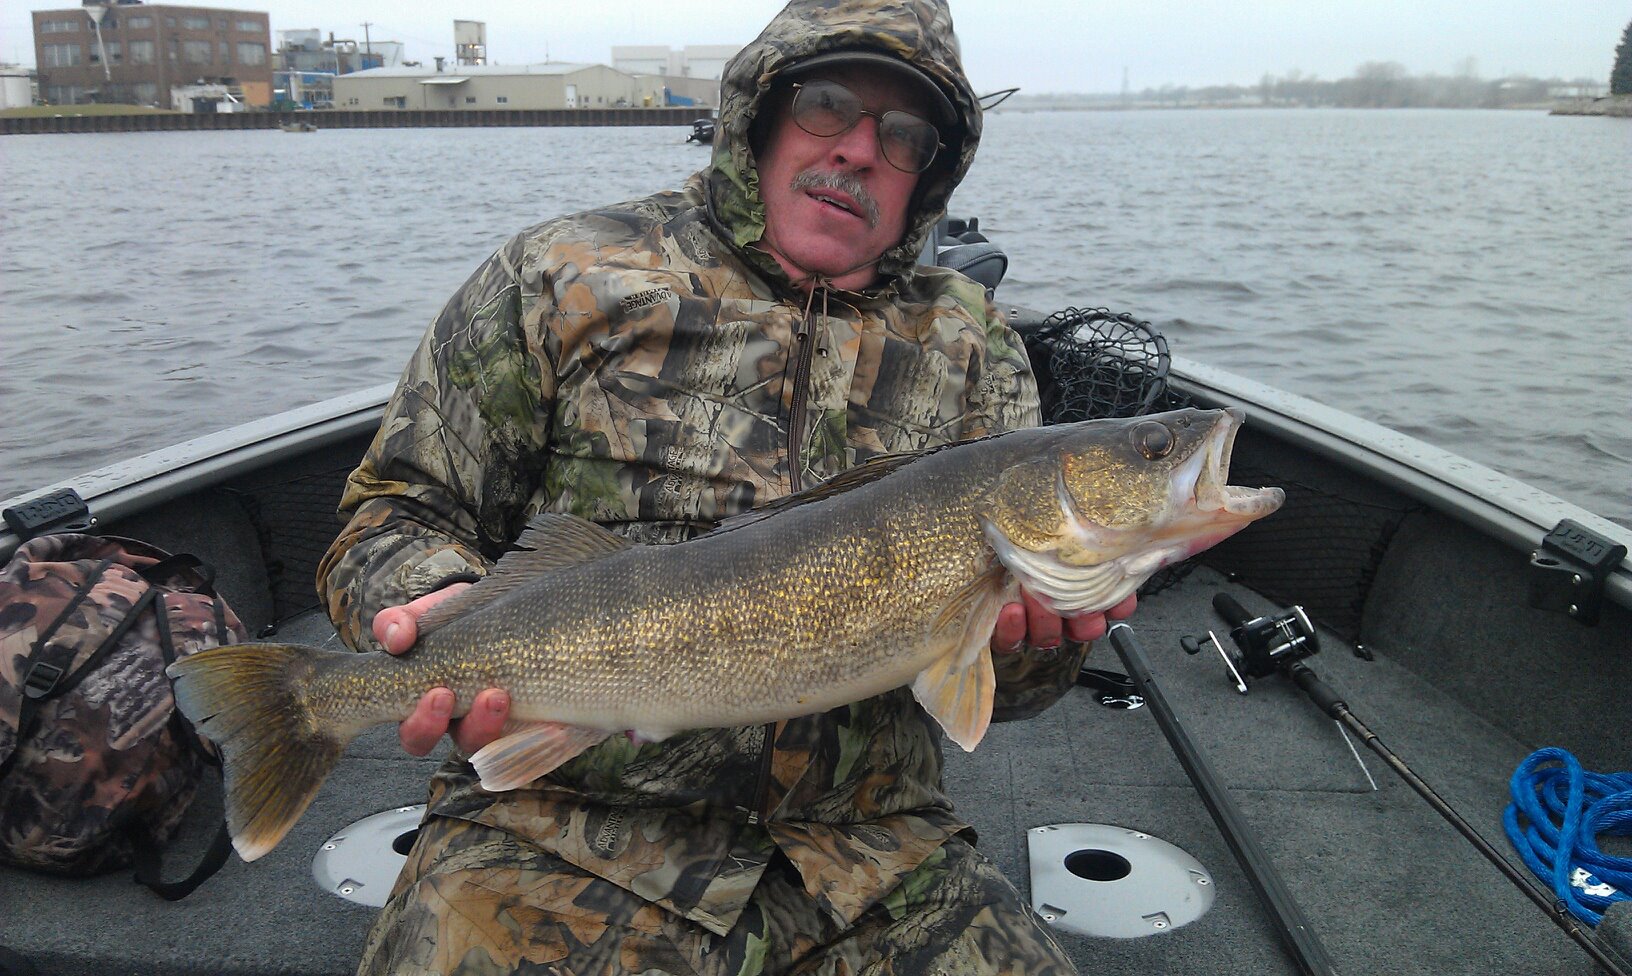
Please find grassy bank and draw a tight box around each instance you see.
[0,104,178,118]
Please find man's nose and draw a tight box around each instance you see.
[827,114,884,168]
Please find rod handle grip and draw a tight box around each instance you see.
[1287,662,1346,718]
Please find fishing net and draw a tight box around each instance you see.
[1019,307,1185,424]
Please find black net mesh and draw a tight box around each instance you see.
[1199,465,1419,643]
[223,463,356,624]
[1019,307,1184,423]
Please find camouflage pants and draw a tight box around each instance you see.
[357,814,1075,976]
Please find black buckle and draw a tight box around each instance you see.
[22,661,66,700]
[1528,519,1626,627]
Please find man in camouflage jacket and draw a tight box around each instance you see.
[318,1,1126,972]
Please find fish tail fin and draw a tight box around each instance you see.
[168,642,353,862]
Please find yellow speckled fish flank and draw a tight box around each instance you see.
[168,408,1282,862]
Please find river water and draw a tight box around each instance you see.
[2,109,1628,525]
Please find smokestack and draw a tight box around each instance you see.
[434,56,445,73]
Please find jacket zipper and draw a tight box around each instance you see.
[746,722,777,826]
[754,304,818,825]
[786,324,816,494]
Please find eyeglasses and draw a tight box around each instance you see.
[789,80,944,174]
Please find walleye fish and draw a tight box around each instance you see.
[168,407,1282,861]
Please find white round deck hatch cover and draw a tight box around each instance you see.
[311,804,425,907]
[1028,823,1214,938]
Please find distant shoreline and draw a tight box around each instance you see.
[0,106,701,136]
[1548,96,1632,117]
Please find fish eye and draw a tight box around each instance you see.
[1132,421,1174,460]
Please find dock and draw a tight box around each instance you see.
[0,107,705,135]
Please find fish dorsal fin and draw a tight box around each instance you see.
[418,514,632,636]
[710,441,968,535]
[911,564,1010,752]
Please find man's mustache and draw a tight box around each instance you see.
[790,170,881,228]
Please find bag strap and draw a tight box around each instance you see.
[126,595,234,900]
[28,555,116,652]
[129,816,234,901]
[0,561,153,783]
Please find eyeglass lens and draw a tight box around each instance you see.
[792,80,940,173]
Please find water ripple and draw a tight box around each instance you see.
[2,113,1628,526]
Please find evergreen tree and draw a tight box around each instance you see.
[1613,20,1632,96]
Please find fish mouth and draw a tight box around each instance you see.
[1181,407,1285,520]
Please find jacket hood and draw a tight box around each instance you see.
[705,0,982,289]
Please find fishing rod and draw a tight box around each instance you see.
[1206,593,1632,976]
[1105,623,1339,976]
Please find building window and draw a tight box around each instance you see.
[220,41,230,64]
[183,40,212,63]
[42,43,82,67]
[464,95,476,104]
[128,15,152,29]
[384,96,405,108]
[236,42,266,66]
[182,16,210,30]
[216,18,228,30]
[165,17,176,28]
[128,40,155,64]
[39,19,79,33]
[46,84,85,104]
[133,82,157,104]
[236,19,261,32]
[90,40,121,63]
[496,95,508,103]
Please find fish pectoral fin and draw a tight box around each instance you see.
[913,567,1006,752]
[419,514,632,635]
[469,722,612,792]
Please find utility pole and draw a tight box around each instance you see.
[360,22,373,69]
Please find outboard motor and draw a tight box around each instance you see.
[923,216,1009,294]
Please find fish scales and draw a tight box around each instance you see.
[168,408,1284,860]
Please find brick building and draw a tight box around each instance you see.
[33,3,272,107]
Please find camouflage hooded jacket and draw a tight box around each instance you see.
[318,0,1087,937]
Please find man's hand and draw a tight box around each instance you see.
[990,590,1137,654]
[372,582,512,756]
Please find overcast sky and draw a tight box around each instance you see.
[2,1,1626,90]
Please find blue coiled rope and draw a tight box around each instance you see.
[1505,747,1632,925]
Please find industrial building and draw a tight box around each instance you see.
[332,62,717,112]
[612,44,740,81]
[31,3,273,107]
[0,65,33,108]
[272,28,405,110]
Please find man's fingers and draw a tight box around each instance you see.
[398,688,455,756]
[1023,591,1063,649]
[452,689,511,755]
[373,581,474,655]
[989,602,1027,652]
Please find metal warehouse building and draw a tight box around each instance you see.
[333,62,712,112]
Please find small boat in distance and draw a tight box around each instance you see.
[686,117,715,144]
[280,121,318,133]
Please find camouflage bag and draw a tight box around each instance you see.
[0,533,247,895]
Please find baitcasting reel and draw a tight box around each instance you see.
[1181,594,1320,693]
